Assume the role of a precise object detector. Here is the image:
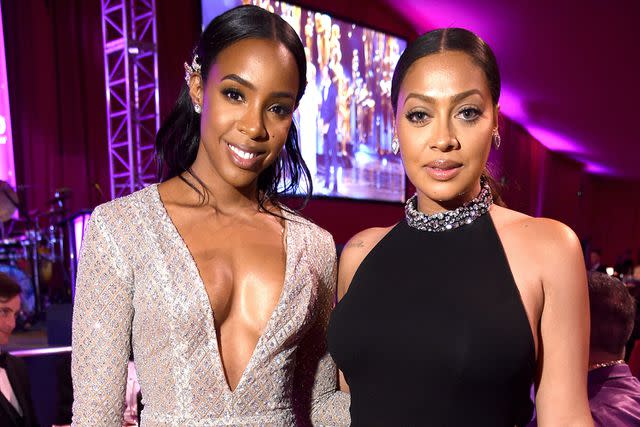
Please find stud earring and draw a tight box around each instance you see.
[492,128,501,149]
[391,135,400,155]
[194,104,201,114]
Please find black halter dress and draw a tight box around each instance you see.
[328,213,536,426]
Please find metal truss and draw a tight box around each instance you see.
[101,0,159,199]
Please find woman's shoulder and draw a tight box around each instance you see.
[284,209,335,249]
[337,224,397,299]
[90,184,159,228]
[342,226,395,257]
[491,205,581,257]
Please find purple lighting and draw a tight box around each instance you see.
[498,86,527,122]
[584,161,615,176]
[388,0,501,41]
[9,346,72,358]
[0,6,16,189]
[73,213,91,262]
[498,90,590,163]
[524,126,616,175]
[525,125,586,155]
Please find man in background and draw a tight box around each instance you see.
[589,249,607,273]
[528,272,640,426]
[0,272,39,426]
[586,272,640,425]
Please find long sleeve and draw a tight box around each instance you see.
[71,206,134,426]
[294,233,350,426]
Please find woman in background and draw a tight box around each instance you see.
[328,28,592,426]
[72,5,348,426]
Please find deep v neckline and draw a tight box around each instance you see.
[152,184,292,394]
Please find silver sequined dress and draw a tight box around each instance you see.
[71,185,350,426]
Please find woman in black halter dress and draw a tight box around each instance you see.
[327,28,593,426]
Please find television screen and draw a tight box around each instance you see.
[202,0,407,202]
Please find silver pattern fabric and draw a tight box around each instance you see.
[71,185,350,426]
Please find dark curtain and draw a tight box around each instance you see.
[2,0,109,214]
[1,0,200,215]
[156,0,202,123]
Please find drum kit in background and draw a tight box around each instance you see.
[0,181,90,328]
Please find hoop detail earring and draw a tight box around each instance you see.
[492,128,501,149]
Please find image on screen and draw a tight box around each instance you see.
[202,0,407,202]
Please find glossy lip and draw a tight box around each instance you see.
[424,159,463,181]
[225,141,266,170]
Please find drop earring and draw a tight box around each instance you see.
[492,128,501,149]
[194,104,201,114]
[391,134,400,155]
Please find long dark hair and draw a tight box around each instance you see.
[155,5,311,212]
[391,28,505,205]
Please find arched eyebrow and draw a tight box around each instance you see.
[404,89,484,106]
[222,73,255,89]
[221,73,295,101]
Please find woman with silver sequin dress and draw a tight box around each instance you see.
[328,28,593,426]
[72,6,349,426]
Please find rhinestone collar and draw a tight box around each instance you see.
[405,178,493,232]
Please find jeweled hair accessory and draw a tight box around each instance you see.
[184,54,201,84]
[405,177,493,232]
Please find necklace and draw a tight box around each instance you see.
[588,359,625,370]
[405,178,493,232]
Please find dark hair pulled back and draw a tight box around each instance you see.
[391,28,504,205]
